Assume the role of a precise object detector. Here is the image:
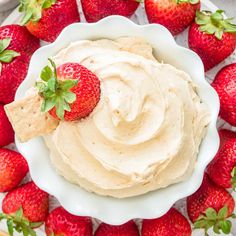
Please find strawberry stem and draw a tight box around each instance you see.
[195,10,236,40]
[36,59,78,120]
[194,206,235,235]
[19,0,57,25]
[231,167,236,191]
[0,206,41,236]
[176,0,199,4]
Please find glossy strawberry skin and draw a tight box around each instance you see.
[0,53,30,104]
[0,25,40,104]
[95,221,139,236]
[2,181,49,223]
[45,207,92,236]
[207,138,236,189]
[145,0,200,36]
[0,148,28,192]
[211,63,236,126]
[0,25,40,57]
[26,0,80,42]
[0,105,14,147]
[142,208,191,236]
[81,0,139,23]
[219,129,236,145]
[187,174,235,223]
[189,23,236,71]
[49,63,101,121]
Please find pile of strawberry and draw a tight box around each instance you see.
[0,0,235,235]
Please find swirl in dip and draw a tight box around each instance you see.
[44,37,210,198]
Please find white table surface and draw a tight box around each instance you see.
[0,1,235,235]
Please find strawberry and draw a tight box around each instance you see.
[142,208,191,236]
[187,174,235,235]
[36,59,101,121]
[0,148,28,192]
[0,25,40,57]
[0,181,49,235]
[19,0,80,42]
[81,0,140,23]
[45,206,93,236]
[0,25,40,104]
[0,104,14,147]
[188,10,236,71]
[95,220,139,236]
[144,0,200,36]
[207,132,236,190]
[219,129,236,145]
[211,63,236,126]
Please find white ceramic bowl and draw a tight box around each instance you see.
[15,16,220,225]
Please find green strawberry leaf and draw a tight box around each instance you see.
[0,50,20,63]
[205,208,217,220]
[0,38,20,65]
[19,0,57,24]
[47,77,57,92]
[36,58,78,120]
[0,38,11,53]
[64,91,76,103]
[221,220,232,234]
[41,65,53,82]
[30,222,43,228]
[60,79,78,90]
[195,10,236,40]
[177,0,199,4]
[7,219,14,236]
[15,206,24,222]
[218,206,228,219]
[194,206,234,236]
[231,167,236,191]
[36,82,47,93]
[44,99,56,112]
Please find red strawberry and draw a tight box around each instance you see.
[219,129,236,145]
[188,10,236,71]
[81,0,140,23]
[187,174,235,235]
[0,104,14,147]
[0,25,40,104]
[0,148,28,192]
[19,0,80,42]
[1,181,49,235]
[0,25,40,57]
[145,0,200,36]
[142,208,191,236]
[36,59,101,121]
[45,207,93,236]
[211,63,236,126]
[207,136,236,190]
[95,220,139,236]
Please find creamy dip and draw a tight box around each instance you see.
[43,37,210,198]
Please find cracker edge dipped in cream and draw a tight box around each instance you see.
[5,37,210,198]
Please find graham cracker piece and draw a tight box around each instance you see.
[4,94,59,142]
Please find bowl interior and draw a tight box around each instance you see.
[15,16,220,225]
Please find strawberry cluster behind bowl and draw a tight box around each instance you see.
[0,0,235,236]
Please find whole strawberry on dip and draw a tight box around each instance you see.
[189,10,236,71]
[81,0,140,23]
[19,0,80,42]
[5,37,210,198]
